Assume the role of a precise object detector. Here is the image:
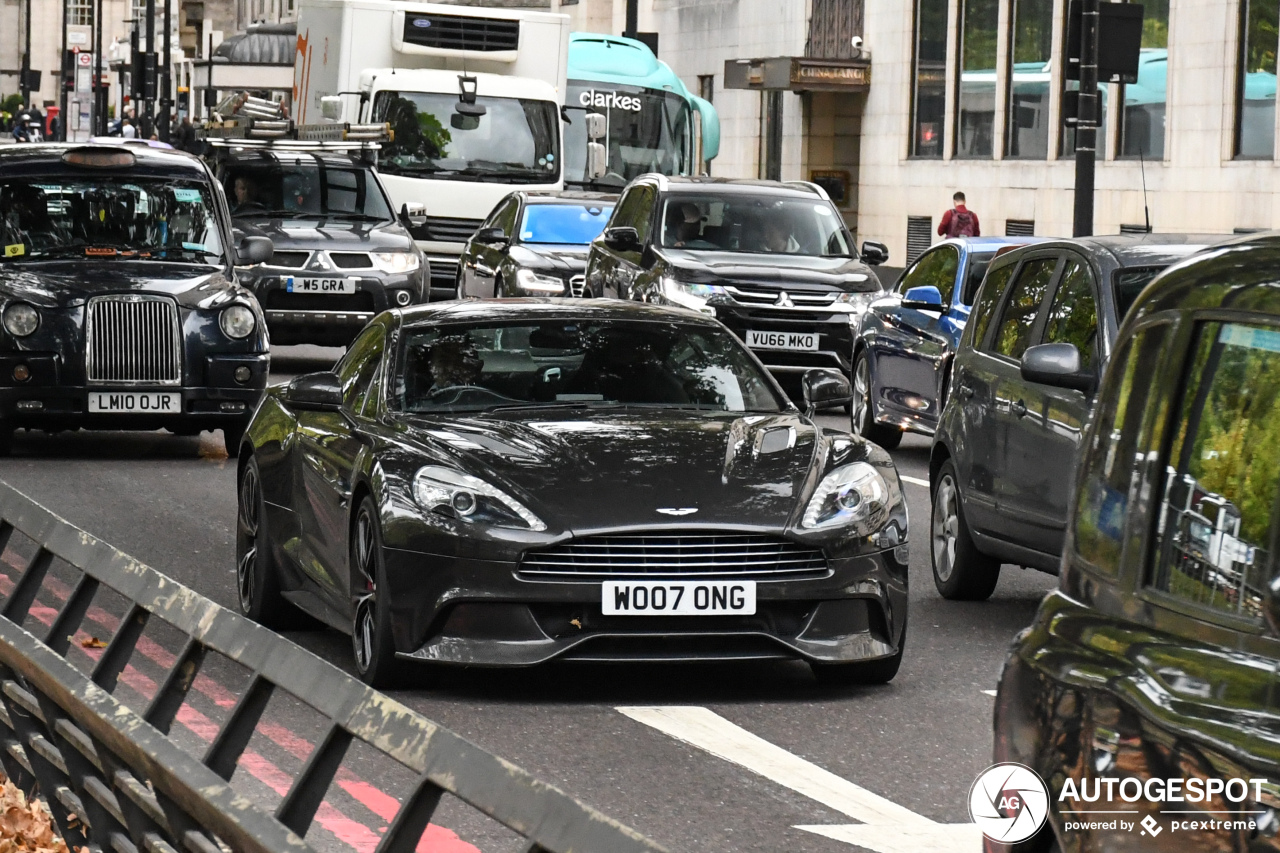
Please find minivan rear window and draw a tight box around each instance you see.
[1113,266,1166,320]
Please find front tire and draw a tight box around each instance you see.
[851,351,903,450]
[236,457,290,627]
[931,460,1000,600]
[351,496,402,688]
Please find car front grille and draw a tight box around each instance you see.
[569,275,586,297]
[85,295,182,385]
[518,532,830,580]
[725,285,839,306]
[400,12,520,52]
[330,252,373,269]
[427,255,460,296]
[269,251,310,268]
[424,216,484,242]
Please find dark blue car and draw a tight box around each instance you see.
[851,236,1044,448]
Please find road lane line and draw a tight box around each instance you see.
[900,475,930,488]
[1,563,479,853]
[617,706,984,853]
[982,689,997,697]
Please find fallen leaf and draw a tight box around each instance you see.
[79,637,107,650]
[569,618,582,629]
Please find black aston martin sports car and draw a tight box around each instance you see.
[236,299,909,687]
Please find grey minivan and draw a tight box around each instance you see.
[928,235,1215,599]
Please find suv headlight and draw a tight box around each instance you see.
[371,252,421,274]
[413,465,546,531]
[661,277,723,314]
[219,304,256,339]
[2,303,38,337]
[833,291,878,315]
[801,462,890,534]
[515,268,565,294]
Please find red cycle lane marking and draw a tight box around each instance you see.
[3,566,479,853]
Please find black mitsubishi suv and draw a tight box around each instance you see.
[583,176,888,398]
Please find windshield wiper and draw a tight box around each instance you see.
[324,212,391,222]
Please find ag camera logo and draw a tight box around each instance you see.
[969,763,1050,843]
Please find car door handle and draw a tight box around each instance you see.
[475,264,494,277]
[1012,399,1028,417]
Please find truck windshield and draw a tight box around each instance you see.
[659,195,853,258]
[372,92,560,184]
[518,202,614,245]
[0,177,225,264]
[224,160,394,221]
[564,83,690,188]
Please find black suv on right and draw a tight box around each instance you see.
[583,175,888,398]
[929,235,1216,600]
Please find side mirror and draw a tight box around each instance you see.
[474,226,509,245]
[320,96,344,122]
[861,240,889,266]
[587,142,608,180]
[235,235,273,266]
[901,285,944,311]
[285,371,344,411]
[1021,343,1095,393]
[399,202,427,230]
[603,226,641,252]
[801,368,853,418]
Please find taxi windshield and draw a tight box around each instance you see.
[0,177,225,264]
[394,319,785,414]
[518,203,614,245]
[659,195,853,258]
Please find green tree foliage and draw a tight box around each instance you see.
[1246,0,1278,74]
[962,0,999,71]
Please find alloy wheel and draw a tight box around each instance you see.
[352,510,377,674]
[932,474,960,583]
[237,464,260,612]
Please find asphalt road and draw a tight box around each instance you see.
[0,343,1057,853]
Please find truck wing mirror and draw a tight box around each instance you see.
[587,143,608,180]
[320,96,344,122]
[585,112,606,141]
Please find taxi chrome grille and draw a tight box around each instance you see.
[85,295,182,385]
[569,275,586,297]
[518,533,830,580]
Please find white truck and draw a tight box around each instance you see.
[293,0,570,299]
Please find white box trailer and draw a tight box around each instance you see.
[294,0,570,297]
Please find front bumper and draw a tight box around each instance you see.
[382,546,908,667]
[0,352,268,431]
[715,306,857,384]
[241,269,424,344]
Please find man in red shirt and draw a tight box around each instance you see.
[938,191,980,238]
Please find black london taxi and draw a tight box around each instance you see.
[583,175,888,400]
[0,144,272,456]
[989,234,1280,852]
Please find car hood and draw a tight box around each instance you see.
[396,409,841,532]
[509,244,590,274]
[662,250,879,293]
[233,216,414,251]
[0,260,246,309]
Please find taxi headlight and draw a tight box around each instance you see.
[801,462,890,534]
[515,269,566,294]
[2,303,38,338]
[370,252,421,274]
[219,304,256,339]
[413,465,546,531]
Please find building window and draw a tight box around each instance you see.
[1006,0,1053,158]
[956,0,999,158]
[69,0,93,27]
[910,0,948,157]
[1118,0,1168,159]
[1236,0,1277,159]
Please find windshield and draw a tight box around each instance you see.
[564,83,691,188]
[226,160,393,221]
[394,319,785,414]
[0,177,225,264]
[372,92,560,184]
[1113,266,1166,319]
[659,195,853,257]
[519,203,614,245]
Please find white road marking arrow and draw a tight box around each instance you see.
[617,706,983,852]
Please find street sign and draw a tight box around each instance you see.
[77,52,93,68]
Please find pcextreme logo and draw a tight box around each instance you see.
[578,90,643,113]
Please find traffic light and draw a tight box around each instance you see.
[1066,1,1144,84]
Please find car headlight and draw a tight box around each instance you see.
[413,465,547,531]
[834,291,878,310]
[801,462,890,534]
[219,304,256,339]
[661,276,723,314]
[515,268,565,294]
[370,252,421,274]
[2,303,38,337]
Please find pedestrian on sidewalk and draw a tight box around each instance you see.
[938,191,980,238]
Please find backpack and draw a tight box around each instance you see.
[949,208,976,238]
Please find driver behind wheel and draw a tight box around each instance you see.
[427,335,484,395]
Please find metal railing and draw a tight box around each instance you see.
[0,481,667,853]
